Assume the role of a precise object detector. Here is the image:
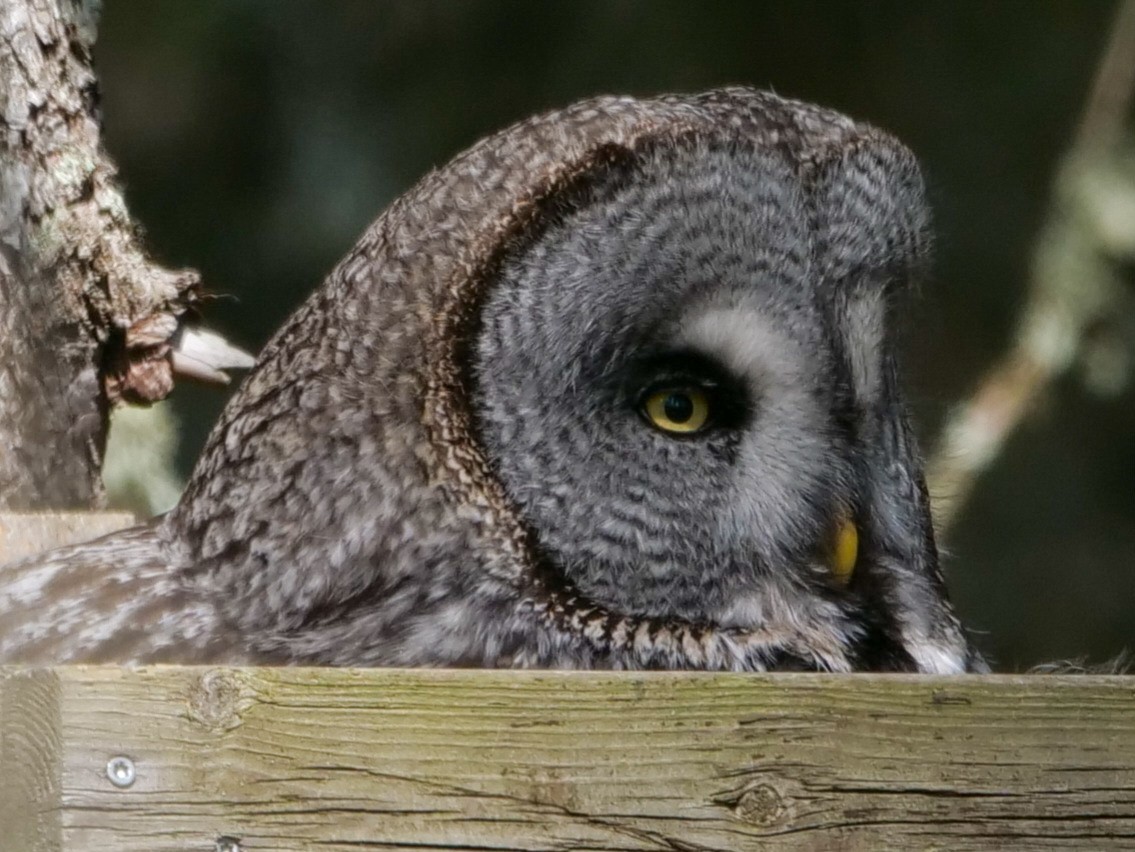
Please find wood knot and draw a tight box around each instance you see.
[187,669,246,732]
[730,782,789,827]
[735,783,784,825]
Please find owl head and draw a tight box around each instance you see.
[80,88,977,672]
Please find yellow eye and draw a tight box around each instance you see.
[643,388,711,434]
[829,516,858,585]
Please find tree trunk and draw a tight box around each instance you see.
[0,0,202,509]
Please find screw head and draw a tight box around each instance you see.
[215,837,242,852]
[106,756,136,788]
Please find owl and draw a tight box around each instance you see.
[0,88,983,673]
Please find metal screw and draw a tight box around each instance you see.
[106,756,136,788]
[215,837,242,852]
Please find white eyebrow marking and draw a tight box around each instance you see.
[674,305,836,555]
[675,306,810,389]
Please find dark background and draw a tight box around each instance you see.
[95,1,1132,669]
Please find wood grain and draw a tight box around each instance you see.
[1,667,1133,850]
[0,513,137,565]
[0,668,62,852]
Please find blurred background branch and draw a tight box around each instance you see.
[929,0,1135,535]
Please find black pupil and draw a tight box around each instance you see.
[663,393,694,423]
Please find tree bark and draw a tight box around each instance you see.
[0,0,201,510]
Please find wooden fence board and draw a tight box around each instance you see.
[0,513,136,565]
[0,667,1133,851]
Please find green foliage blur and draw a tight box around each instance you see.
[97,0,1132,669]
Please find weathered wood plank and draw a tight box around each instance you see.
[0,668,62,852]
[0,668,1133,851]
[0,512,136,565]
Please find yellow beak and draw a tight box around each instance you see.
[830,516,858,585]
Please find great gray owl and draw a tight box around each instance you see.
[0,87,984,673]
